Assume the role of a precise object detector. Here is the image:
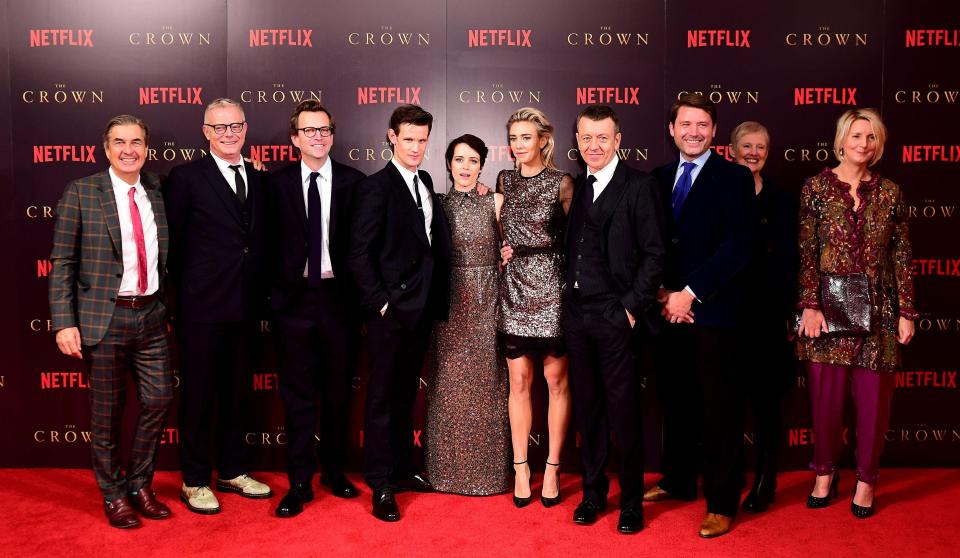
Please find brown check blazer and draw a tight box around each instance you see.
[49,170,169,346]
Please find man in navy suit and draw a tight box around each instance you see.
[643,93,754,538]
[164,98,272,514]
[268,100,366,517]
[348,105,451,522]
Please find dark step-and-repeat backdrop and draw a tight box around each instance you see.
[1,0,957,472]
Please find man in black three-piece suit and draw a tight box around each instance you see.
[348,105,451,522]
[164,98,272,514]
[564,105,667,535]
[269,101,366,518]
[643,93,755,538]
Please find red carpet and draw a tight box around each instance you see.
[0,468,956,557]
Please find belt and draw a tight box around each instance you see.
[513,245,559,257]
[115,293,157,310]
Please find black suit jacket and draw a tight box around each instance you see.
[163,155,269,323]
[566,160,668,336]
[267,159,366,311]
[348,162,451,327]
[651,152,755,328]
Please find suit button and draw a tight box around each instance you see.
[760,217,768,224]
[115,273,122,278]
[304,242,308,248]
[243,247,250,253]
[109,297,116,302]
[671,238,679,244]
[577,255,582,260]
[400,283,407,290]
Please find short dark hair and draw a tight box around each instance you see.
[289,100,335,137]
[668,92,717,126]
[445,134,488,179]
[577,104,620,133]
[389,104,433,134]
[103,114,149,146]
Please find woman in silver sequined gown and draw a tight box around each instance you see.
[497,108,574,507]
[425,135,510,495]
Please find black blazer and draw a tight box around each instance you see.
[651,152,755,328]
[566,160,668,336]
[348,162,451,327]
[267,159,366,312]
[164,155,269,323]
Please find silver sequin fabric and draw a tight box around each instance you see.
[425,189,510,495]
[496,168,567,338]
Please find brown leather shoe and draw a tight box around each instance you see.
[642,485,673,502]
[130,487,172,519]
[104,497,141,529]
[698,513,733,538]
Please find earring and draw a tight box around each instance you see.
[839,147,844,157]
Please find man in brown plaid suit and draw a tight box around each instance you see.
[49,115,174,529]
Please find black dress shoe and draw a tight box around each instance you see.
[275,484,314,518]
[372,488,400,522]
[320,474,359,499]
[393,473,434,493]
[572,499,606,525]
[742,474,777,514]
[617,508,644,534]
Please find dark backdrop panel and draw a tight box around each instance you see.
[2,0,957,472]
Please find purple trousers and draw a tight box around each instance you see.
[807,361,895,484]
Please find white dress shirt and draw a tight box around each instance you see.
[391,158,433,245]
[109,167,159,296]
[587,156,619,201]
[210,151,247,194]
[301,158,334,279]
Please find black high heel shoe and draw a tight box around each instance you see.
[851,481,875,519]
[541,461,561,508]
[513,460,531,508]
[806,471,840,509]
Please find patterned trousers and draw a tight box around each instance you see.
[86,299,173,501]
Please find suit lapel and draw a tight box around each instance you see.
[97,173,123,258]
[244,160,260,233]
[329,163,347,242]
[201,155,242,224]
[143,174,168,270]
[677,152,717,222]
[386,163,430,246]
[592,161,630,227]
[288,166,308,235]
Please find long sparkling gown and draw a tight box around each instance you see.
[425,188,510,495]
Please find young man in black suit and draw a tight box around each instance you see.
[348,105,451,522]
[564,105,667,534]
[643,93,755,538]
[268,101,366,518]
[164,98,272,514]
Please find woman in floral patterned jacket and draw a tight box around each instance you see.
[796,108,917,519]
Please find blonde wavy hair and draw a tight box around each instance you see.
[833,108,887,167]
[506,107,557,170]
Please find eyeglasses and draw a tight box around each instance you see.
[203,122,246,135]
[296,126,334,138]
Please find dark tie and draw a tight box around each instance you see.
[307,171,323,286]
[412,174,424,220]
[229,164,247,205]
[581,174,597,211]
[671,161,696,220]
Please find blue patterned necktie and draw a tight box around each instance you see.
[671,161,697,220]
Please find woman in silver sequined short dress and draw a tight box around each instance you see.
[425,135,510,495]
[497,108,574,508]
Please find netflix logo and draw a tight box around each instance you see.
[37,259,52,277]
[905,29,960,47]
[253,372,278,391]
[249,28,313,47]
[901,145,960,163]
[357,86,421,105]
[33,145,96,164]
[687,29,750,48]
[29,29,93,47]
[159,428,180,445]
[710,145,735,161]
[576,87,640,105]
[794,87,857,105]
[40,372,88,389]
[248,145,298,163]
[139,87,203,105]
[896,371,957,389]
[913,259,960,277]
[468,29,533,48]
[486,145,515,163]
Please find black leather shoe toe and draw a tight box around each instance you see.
[572,499,605,525]
[275,484,314,518]
[372,488,400,522]
[320,474,359,499]
[617,508,644,534]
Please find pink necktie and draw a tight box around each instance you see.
[127,187,148,295]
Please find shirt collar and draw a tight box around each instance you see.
[678,149,712,170]
[210,151,244,173]
[301,157,332,185]
[108,167,142,192]
[587,156,619,188]
[391,157,419,186]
